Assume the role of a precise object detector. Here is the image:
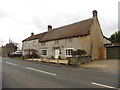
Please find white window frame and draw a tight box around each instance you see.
[65,48,74,57]
[41,49,48,56]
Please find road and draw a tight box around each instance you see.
[1,57,119,89]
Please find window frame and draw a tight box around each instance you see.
[54,40,59,44]
[41,49,48,56]
[65,38,73,43]
[68,38,73,42]
[65,48,74,57]
[41,42,46,46]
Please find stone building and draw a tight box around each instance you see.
[22,10,110,60]
[22,32,47,55]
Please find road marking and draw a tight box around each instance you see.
[91,82,119,89]
[26,67,56,76]
[6,62,17,66]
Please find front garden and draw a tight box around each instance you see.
[21,49,91,66]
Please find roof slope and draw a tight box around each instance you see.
[22,32,47,42]
[40,18,94,42]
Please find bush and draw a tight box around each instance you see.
[67,49,91,66]
[31,52,38,58]
[68,57,79,66]
[22,52,38,59]
[22,54,29,59]
[51,55,55,59]
[68,56,91,66]
[72,49,86,58]
[58,56,62,60]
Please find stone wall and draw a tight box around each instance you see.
[90,17,104,60]
[39,36,91,59]
[22,39,40,55]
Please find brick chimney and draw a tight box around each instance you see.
[92,10,97,17]
[48,25,52,31]
[31,32,34,36]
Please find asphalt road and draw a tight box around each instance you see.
[1,57,119,89]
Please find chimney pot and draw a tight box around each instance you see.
[48,25,52,31]
[92,10,97,17]
[31,32,34,36]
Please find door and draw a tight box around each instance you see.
[106,46,120,59]
[99,47,104,59]
[55,49,59,59]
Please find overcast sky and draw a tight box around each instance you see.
[0,0,119,47]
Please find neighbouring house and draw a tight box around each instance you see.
[22,32,47,56]
[22,10,110,60]
[1,42,18,57]
[103,36,111,45]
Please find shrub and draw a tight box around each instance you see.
[51,55,55,59]
[72,49,86,58]
[68,49,89,66]
[22,52,38,59]
[22,54,29,59]
[68,57,79,66]
[58,55,62,60]
[31,52,38,58]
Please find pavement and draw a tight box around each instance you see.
[1,57,119,88]
[80,59,119,74]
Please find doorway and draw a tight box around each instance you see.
[55,49,59,59]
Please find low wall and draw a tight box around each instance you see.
[26,58,68,64]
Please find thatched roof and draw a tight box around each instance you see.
[40,18,93,42]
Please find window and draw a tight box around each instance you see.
[65,39,67,43]
[59,50,61,54]
[41,42,46,46]
[54,40,59,44]
[41,49,47,55]
[65,48,74,57]
[33,41,36,46]
[68,38,73,42]
[65,38,72,43]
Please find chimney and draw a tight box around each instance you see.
[31,32,34,36]
[92,10,97,17]
[48,25,52,31]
